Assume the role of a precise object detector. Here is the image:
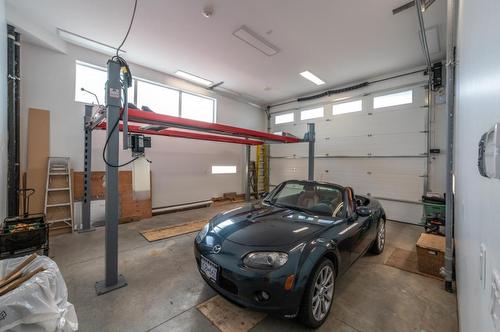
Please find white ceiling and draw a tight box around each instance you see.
[6,0,447,105]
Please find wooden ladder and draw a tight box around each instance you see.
[44,157,74,233]
[255,145,269,195]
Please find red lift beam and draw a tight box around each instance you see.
[96,122,264,145]
[123,108,301,144]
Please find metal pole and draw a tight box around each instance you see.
[444,0,457,293]
[307,123,315,181]
[79,105,95,233]
[95,60,127,295]
[245,145,251,202]
[7,25,20,217]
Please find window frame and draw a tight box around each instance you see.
[300,107,324,121]
[74,60,217,123]
[211,165,237,174]
[274,112,295,125]
[331,99,363,116]
[372,89,414,110]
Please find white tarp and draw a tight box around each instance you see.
[0,255,78,331]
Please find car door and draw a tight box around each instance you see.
[345,188,373,259]
[331,188,360,273]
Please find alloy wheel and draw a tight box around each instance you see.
[311,265,334,321]
[378,220,386,251]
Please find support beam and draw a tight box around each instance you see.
[307,123,315,181]
[444,0,457,293]
[7,25,20,217]
[79,105,95,233]
[245,145,251,202]
[95,60,127,295]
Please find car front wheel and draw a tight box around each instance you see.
[298,259,336,328]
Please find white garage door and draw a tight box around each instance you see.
[270,84,428,224]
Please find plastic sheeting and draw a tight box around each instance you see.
[0,255,78,331]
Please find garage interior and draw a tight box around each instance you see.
[0,0,499,331]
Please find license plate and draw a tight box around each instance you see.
[200,256,218,282]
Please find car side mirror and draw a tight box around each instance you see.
[356,206,372,217]
[259,192,269,199]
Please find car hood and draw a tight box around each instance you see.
[209,203,340,247]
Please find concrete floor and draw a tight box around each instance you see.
[50,203,458,332]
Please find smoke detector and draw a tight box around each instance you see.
[202,6,214,18]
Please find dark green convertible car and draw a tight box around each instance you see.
[194,180,386,327]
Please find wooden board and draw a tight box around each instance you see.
[72,171,152,223]
[140,219,208,242]
[197,295,266,332]
[26,108,50,214]
[385,247,441,280]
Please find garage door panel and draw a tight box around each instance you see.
[270,158,307,185]
[270,142,308,157]
[366,108,427,134]
[379,200,423,224]
[316,136,372,156]
[273,123,308,137]
[315,158,425,176]
[316,133,426,156]
[369,132,426,155]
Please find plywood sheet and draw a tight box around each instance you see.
[26,108,50,214]
[140,219,207,242]
[197,295,266,332]
[73,171,152,223]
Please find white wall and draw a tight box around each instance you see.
[0,0,7,219]
[19,42,265,209]
[455,0,500,331]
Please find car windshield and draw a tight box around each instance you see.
[267,182,345,217]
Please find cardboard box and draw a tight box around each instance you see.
[416,233,445,278]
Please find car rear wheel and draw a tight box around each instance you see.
[370,218,386,254]
[298,259,336,328]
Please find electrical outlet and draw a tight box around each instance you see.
[490,270,500,331]
[481,244,487,289]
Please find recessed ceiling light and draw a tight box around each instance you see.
[58,28,126,55]
[175,70,213,86]
[300,71,325,86]
[233,26,279,56]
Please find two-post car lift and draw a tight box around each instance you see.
[82,60,315,295]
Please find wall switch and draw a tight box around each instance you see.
[490,270,500,331]
[481,244,487,289]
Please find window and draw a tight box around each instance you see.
[300,107,324,120]
[75,61,134,104]
[373,90,413,109]
[211,166,237,174]
[181,92,216,123]
[136,80,179,116]
[332,100,362,115]
[275,112,294,124]
[75,62,106,104]
[75,61,217,122]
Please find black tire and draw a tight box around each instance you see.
[370,218,386,254]
[298,258,336,328]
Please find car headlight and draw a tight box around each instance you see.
[243,252,288,269]
[197,223,210,240]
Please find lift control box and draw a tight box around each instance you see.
[130,134,151,156]
[478,123,500,179]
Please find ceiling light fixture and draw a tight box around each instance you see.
[58,28,126,55]
[300,71,325,86]
[175,70,213,86]
[233,26,279,56]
